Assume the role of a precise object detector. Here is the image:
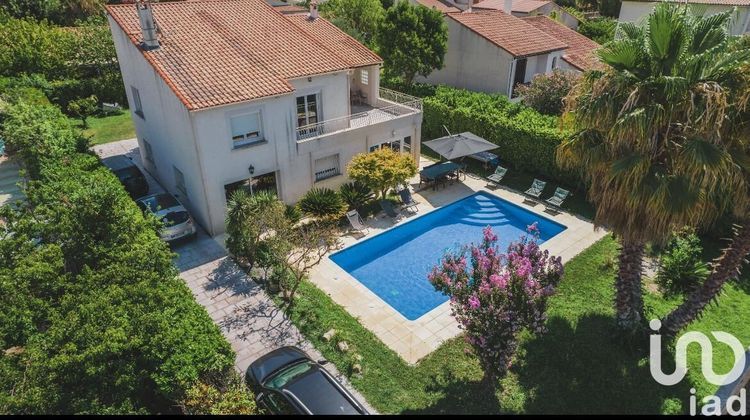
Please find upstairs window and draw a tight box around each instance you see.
[230,112,264,148]
[296,94,320,128]
[131,86,144,118]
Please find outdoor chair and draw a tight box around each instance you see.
[379,200,400,218]
[398,188,419,213]
[346,209,369,234]
[486,165,508,187]
[545,187,570,212]
[524,179,547,201]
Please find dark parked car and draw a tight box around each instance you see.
[101,155,149,199]
[246,347,368,415]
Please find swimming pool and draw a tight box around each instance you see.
[329,192,567,320]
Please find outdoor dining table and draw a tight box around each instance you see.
[419,161,464,191]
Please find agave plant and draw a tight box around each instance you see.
[298,187,347,220]
[558,3,750,331]
[339,181,375,210]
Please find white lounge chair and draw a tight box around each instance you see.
[346,210,369,234]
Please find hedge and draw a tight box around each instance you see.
[384,81,579,186]
[0,100,234,413]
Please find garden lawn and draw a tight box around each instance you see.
[282,235,750,414]
[77,112,135,145]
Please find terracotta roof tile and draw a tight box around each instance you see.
[473,0,553,13]
[522,15,603,71]
[106,0,374,110]
[447,10,567,57]
[413,0,462,13]
[286,14,382,69]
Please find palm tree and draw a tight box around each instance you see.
[558,3,750,331]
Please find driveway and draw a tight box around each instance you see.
[93,139,374,413]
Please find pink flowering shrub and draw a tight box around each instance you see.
[428,224,563,382]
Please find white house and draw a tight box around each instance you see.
[619,0,750,35]
[106,0,423,236]
[415,8,600,96]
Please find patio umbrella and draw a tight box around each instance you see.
[422,131,497,161]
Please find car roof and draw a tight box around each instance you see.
[250,346,310,384]
[283,366,363,415]
[101,155,138,171]
[137,193,182,214]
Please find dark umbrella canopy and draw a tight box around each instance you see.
[422,132,497,160]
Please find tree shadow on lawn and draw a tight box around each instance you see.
[514,314,693,414]
[403,314,692,414]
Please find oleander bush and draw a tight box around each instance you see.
[0,100,235,414]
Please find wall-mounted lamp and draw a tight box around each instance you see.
[307,77,312,82]
[248,165,255,176]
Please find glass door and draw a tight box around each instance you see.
[296,94,320,137]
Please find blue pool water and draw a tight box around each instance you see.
[330,192,567,320]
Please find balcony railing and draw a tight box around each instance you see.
[296,88,422,142]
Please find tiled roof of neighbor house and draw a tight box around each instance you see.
[522,15,602,71]
[446,10,567,57]
[273,4,308,14]
[286,14,383,69]
[625,0,749,5]
[413,0,461,13]
[106,0,380,110]
[473,0,552,13]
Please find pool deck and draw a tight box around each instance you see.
[309,157,608,364]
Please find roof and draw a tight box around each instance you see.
[106,0,381,110]
[624,0,749,5]
[286,15,382,69]
[413,0,461,13]
[522,16,602,71]
[473,0,553,13]
[446,10,567,57]
[273,4,308,14]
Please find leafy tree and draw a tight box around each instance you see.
[376,1,447,85]
[557,4,750,331]
[320,0,384,46]
[347,148,417,199]
[598,0,622,18]
[430,225,563,383]
[67,94,98,127]
[516,70,579,116]
[225,189,286,270]
[577,17,616,44]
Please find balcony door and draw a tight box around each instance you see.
[296,93,321,137]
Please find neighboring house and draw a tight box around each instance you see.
[473,0,580,29]
[106,0,423,236]
[416,9,600,96]
[522,15,603,72]
[619,0,750,35]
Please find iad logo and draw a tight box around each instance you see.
[649,319,749,416]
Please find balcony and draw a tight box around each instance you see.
[296,88,422,142]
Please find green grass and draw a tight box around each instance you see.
[282,236,750,414]
[75,112,136,145]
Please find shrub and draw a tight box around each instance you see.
[339,181,375,210]
[516,70,579,116]
[656,228,710,295]
[225,189,286,269]
[0,100,234,413]
[298,187,347,220]
[181,372,258,415]
[285,204,302,225]
[429,225,563,382]
[578,17,617,44]
[67,94,98,127]
[347,148,417,199]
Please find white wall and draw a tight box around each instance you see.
[420,18,516,94]
[107,16,212,233]
[619,1,750,35]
